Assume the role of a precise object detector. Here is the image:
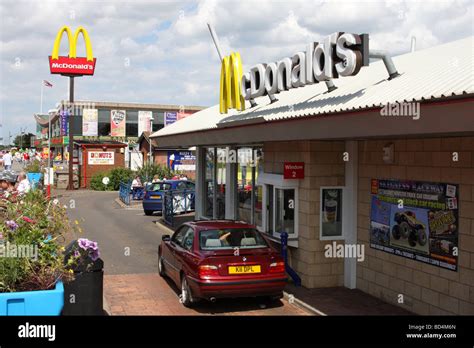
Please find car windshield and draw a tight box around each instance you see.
[199,228,268,250]
[147,182,172,191]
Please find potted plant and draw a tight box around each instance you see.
[0,190,74,315]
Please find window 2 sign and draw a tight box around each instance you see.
[284,162,304,179]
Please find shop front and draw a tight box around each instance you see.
[151,36,474,315]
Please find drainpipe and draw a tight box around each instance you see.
[82,145,87,188]
[369,50,400,80]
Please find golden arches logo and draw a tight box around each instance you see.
[51,26,94,61]
[219,52,245,114]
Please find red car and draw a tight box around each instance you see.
[158,220,287,307]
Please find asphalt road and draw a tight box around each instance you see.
[63,190,167,275]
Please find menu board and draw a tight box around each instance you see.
[370,179,459,271]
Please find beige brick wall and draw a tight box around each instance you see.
[357,136,474,315]
[264,140,345,288]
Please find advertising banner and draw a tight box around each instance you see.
[88,151,114,165]
[167,151,196,171]
[60,111,69,136]
[164,112,177,127]
[321,188,343,238]
[82,108,98,136]
[110,110,126,137]
[370,179,459,271]
[138,110,152,136]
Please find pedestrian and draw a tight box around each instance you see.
[3,151,12,170]
[16,172,31,194]
[152,174,160,183]
[131,175,143,200]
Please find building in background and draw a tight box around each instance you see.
[33,100,205,186]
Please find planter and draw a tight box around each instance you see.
[0,281,64,316]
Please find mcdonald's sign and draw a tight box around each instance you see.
[219,52,245,114]
[49,26,96,76]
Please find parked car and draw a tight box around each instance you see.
[157,220,287,307]
[142,180,195,216]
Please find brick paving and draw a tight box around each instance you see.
[104,273,311,316]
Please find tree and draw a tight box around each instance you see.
[13,133,34,149]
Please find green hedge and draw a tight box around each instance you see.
[90,167,133,191]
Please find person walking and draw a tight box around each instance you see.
[131,175,143,200]
[3,151,12,170]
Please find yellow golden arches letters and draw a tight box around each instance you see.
[219,52,245,114]
[51,26,94,62]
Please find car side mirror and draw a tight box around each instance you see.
[162,235,171,241]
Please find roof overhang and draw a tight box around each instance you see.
[152,97,474,148]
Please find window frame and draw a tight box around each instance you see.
[256,173,299,247]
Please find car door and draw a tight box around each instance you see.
[174,226,198,279]
[163,226,187,284]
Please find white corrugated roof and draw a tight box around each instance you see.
[152,36,473,138]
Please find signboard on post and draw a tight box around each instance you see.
[283,162,304,179]
[88,151,114,165]
[82,108,98,136]
[370,179,459,271]
[49,26,96,76]
[60,111,69,136]
[110,110,126,137]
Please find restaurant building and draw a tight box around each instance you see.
[151,36,474,315]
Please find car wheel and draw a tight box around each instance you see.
[158,253,166,277]
[180,275,194,308]
[391,225,401,240]
[399,221,410,239]
[144,210,153,216]
[417,228,427,246]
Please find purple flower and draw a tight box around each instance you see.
[88,241,98,251]
[90,249,100,261]
[77,238,90,250]
[73,250,80,258]
[5,220,19,231]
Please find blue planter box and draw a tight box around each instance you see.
[27,173,42,189]
[0,281,64,316]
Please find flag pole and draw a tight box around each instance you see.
[40,82,44,114]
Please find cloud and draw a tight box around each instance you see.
[0,0,472,141]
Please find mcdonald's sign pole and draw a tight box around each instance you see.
[49,26,96,190]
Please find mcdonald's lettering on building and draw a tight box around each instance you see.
[49,26,96,76]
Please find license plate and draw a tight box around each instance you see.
[228,265,261,274]
[150,196,161,199]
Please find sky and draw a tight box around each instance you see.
[0,0,472,144]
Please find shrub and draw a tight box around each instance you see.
[108,167,133,190]
[0,190,75,292]
[89,168,133,191]
[136,164,176,182]
[24,159,42,173]
[89,172,114,191]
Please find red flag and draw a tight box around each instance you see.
[43,80,53,87]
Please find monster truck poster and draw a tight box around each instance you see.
[370,179,458,271]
